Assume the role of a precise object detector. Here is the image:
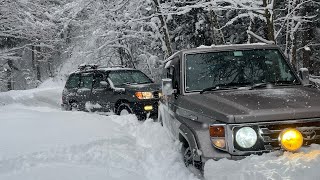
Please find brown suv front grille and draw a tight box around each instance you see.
[258,121,320,151]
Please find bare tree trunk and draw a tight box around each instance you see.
[152,0,173,57]
[118,47,125,66]
[48,59,54,78]
[284,0,292,57]
[262,0,275,41]
[209,6,225,45]
[291,32,297,69]
[301,2,312,73]
[117,46,136,69]
[302,30,311,70]
[247,12,253,44]
[289,0,299,69]
[5,65,12,91]
[6,59,19,90]
[31,45,41,84]
[35,46,41,81]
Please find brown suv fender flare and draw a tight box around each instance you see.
[114,99,130,114]
[179,123,201,162]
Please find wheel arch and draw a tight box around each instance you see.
[114,99,130,114]
[179,123,203,169]
[179,124,200,156]
[68,99,77,104]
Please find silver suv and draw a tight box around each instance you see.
[159,44,320,170]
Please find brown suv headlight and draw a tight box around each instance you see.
[209,125,227,150]
[135,92,154,99]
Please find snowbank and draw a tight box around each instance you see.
[0,87,198,180]
[204,145,320,180]
[0,77,64,108]
[1,82,320,180]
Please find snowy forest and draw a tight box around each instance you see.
[0,0,320,91]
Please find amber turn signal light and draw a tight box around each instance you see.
[209,125,225,137]
[135,92,154,99]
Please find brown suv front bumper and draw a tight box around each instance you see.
[130,100,159,119]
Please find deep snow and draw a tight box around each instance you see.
[0,80,320,180]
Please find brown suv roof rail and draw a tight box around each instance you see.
[78,64,99,71]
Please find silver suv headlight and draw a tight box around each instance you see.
[235,127,257,148]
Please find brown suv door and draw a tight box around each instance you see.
[64,73,80,104]
[91,72,115,112]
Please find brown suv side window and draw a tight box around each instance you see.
[66,74,80,89]
[92,73,104,89]
[80,73,94,89]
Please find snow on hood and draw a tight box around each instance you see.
[228,87,310,99]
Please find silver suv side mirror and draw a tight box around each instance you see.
[162,78,174,96]
[299,68,310,86]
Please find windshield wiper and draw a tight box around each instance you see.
[273,80,300,86]
[137,81,152,84]
[248,83,268,90]
[122,82,138,85]
[248,81,300,90]
[200,83,240,94]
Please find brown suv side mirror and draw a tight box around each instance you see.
[106,78,125,92]
[100,81,111,89]
[299,68,310,86]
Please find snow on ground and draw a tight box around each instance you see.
[0,80,320,180]
[205,145,320,180]
[0,81,198,180]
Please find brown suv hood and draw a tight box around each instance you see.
[181,86,320,123]
[120,83,160,92]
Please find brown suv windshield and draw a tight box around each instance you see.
[108,70,153,86]
[185,49,298,92]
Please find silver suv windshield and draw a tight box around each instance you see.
[185,49,299,92]
[108,70,153,86]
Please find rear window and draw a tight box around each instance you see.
[65,74,80,89]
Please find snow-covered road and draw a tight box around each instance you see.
[0,82,320,180]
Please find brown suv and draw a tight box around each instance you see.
[62,65,160,120]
